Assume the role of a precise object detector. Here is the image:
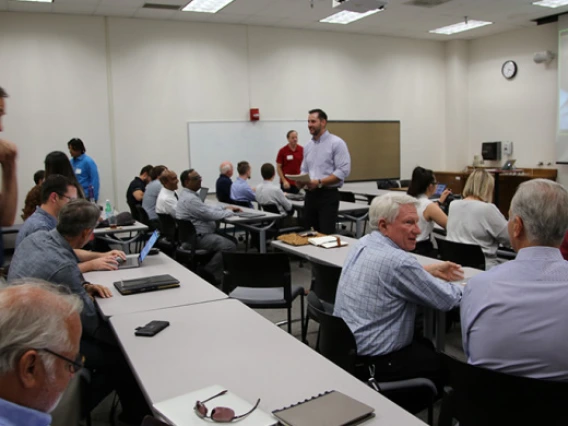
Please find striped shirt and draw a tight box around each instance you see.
[300,130,351,187]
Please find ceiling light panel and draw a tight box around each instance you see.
[532,0,568,8]
[320,9,381,25]
[429,20,492,35]
[182,0,234,13]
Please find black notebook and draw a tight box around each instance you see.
[272,390,375,426]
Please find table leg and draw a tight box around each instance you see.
[423,307,434,341]
[435,310,446,351]
[259,230,266,254]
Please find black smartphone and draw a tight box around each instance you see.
[135,320,170,337]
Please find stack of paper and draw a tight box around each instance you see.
[308,235,348,249]
[153,385,277,426]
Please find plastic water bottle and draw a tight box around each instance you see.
[105,200,112,220]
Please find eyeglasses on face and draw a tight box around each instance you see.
[36,347,84,373]
[194,390,260,423]
[58,194,77,201]
[189,175,203,181]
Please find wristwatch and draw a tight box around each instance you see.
[318,179,323,189]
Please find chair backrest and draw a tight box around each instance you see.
[135,204,151,226]
[435,238,486,270]
[176,218,198,254]
[339,191,356,203]
[315,305,358,375]
[260,203,280,215]
[441,353,568,426]
[311,261,342,304]
[141,416,169,426]
[376,178,400,189]
[157,213,178,244]
[231,199,252,208]
[222,252,291,296]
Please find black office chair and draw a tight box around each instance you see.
[222,252,305,336]
[311,300,437,425]
[339,191,356,203]
[337,191,367,236]
[435,238,486,270]
[260,204,303,236]
[376,178,401,190]
[156,213,178,258]
[438,353,568,426]
[302,261,342,342]
[176,218,214,272]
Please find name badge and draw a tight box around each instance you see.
[75,168,82,175]
[286,155,294,161]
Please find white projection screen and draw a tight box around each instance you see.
[556,15,568,163]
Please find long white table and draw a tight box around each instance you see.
[289,200,369,238]
[207,201,283,253]
[110,299,426,426]
[271,236,482,350]
[84,252,227,318]
[342,182,391,199]
[93,221,148,253]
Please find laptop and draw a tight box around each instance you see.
[502,159,516,170]
[113,274,180,295]
[199,187,209,202]
[117,230,160,270]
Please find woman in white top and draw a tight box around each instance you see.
[407,166,451,257]
[446,169,510,269]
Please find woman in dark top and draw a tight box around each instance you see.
[21,151,85,222]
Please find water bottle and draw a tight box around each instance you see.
[105,200,112,219]
[88,185,95,203]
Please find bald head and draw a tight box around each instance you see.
[159,170,179,191]
[219,161,233,178]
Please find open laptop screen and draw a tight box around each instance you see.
[139,230,160,263]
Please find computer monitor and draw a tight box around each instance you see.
[481,142,502,161]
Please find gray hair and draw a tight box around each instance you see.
[219,162,232,174]
[369,193,419,231]
[0,280,83,376]
[57,199,100,237]
[510,179,568,246]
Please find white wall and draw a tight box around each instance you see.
[0,12,449,215]
[468,24,558,169]
[0,13,113,215]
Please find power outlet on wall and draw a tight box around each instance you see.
[503,141,513,156]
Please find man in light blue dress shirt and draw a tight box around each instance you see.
[462,179,568,381]
[68,138,100,202]
[142,165,167,226]
[0,282,83,425]
[230,161,256,208]
[297,109,351,234]
[334,193,463,404]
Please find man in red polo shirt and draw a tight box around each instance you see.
[276,130,303,194]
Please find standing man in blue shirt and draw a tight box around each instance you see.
[68,138,100,202]
[297,109,351,234]
[0,87,18,271]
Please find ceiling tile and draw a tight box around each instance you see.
[98,0,143,7]
[94,4,137,16]
[133,8,176,19]
[52,2,97,14]
[7,1,52,13]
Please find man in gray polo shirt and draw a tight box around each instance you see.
[142,164,167,227]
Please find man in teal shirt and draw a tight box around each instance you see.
[68,138,100,201]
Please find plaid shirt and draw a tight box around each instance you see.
[334,231,462,356]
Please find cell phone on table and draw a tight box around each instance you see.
[135,320,170,337]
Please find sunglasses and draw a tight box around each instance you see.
[194,390,260,423]
[37,348,84,373]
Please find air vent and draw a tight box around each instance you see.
[404,0,452,7]
[143,3,182,10]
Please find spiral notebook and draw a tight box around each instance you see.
[272,390,375,426]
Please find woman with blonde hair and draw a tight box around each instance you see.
[446,169,510,269]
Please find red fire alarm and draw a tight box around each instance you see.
[250,108,260,121]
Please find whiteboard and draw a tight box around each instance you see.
[188,121,309,192]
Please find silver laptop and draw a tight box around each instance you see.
[199,187,209,202]
[117,230,160,270]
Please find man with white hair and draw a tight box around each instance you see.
[334,193,463,396]
[215,161,233,203]
[461,179,568,381]
[0,281,83,425]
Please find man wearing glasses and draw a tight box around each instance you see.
[8,200,151,424]
[15,175,126,273]
[176,169,240,286]
[0,281,83,425]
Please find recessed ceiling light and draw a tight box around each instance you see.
[14,0,53,2]
[320,9,381,25]
[182,0,235,13]
[532,0,568,8]
[429,20,492,35]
